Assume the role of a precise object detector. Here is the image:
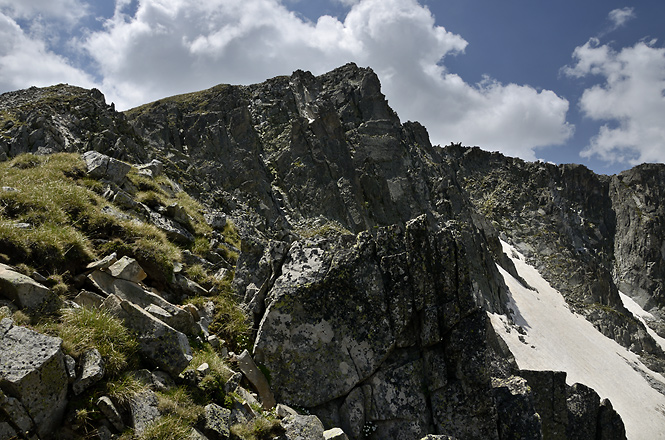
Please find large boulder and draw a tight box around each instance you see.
[102,295,192,375]
[82,150,131,185]
[0,263,62,314]
[89,269,196,335]
[0,318,68,439]
[253,217,504,438]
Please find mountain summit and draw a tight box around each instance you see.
[0,63,664,439]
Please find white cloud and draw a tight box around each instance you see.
[564,38,665,165]
[0,12,96,92]
[608,7,635,30]
[0,0,89,24]
[78,0,572,160]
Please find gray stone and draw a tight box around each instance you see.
[202,403,231,440]
[151,370,176,391]
[97,396,125,432]
[166,203,191,225]
[82,151,131,185]
[276,403,299,418]
[73,290,105,308]
[224,371,242,394]
[176,274,209,297]
[112,190,138,209]
[85,253,118,271]
[108,256,147,283]
[64,355,76,383]
[323,427,349,440]
[73,348,105,395]
[102,295,192,375]
[90,270,196,335]
[0,390,35,434]
[147,208,194,245]
[0,263,61,314]
[281,414,325,440]
[0,422,17,439]
[236,349,276,410]
[0,320,68,439]
[137,159,164,178]
[205,212,227,230]
[129,390,160,436]
[190,427,210,440]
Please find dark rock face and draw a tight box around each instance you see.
[253,217,502,438]
[0,63,642,439]
[444,145,665,368]
[611,164,665,318]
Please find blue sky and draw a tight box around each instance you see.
[0,0,664,175]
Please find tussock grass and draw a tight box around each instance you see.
[156,387,204,424]
[57,307,139,376]
[230,417,284,440]
[135,415,192,440]
[107,373,151,406]
[186,291,249,352]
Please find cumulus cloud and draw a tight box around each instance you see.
[564,38,665,165]
[0,0,89,24]
[78,0,571,159]
[0,12,96,92]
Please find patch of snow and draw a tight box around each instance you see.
[489,240,665,440]
[620,291,665,352]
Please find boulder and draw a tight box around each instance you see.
[129,390,160,436]
[281,414,325,440]
[73,290,105,309]
[0,390,35,434]
[201,403,231,440]
[0,263,61,314]
[90,270,196,335]
[107,256,147,283]
[0,318,68,439]
[102,295,192,375]
[323,428,349,440]
[97,396,125,432]
[597,398,626,440]
[137,159,164,178]
[86,253,118,271]
[236,349,276,410]
[73,348,105,395]
[82,151,131,185]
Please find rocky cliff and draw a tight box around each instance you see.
[0,63,663,439]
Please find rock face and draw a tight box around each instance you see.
[0,63,651,439]
[253,216,504,438]
[444,145,665,367]
[0,318,68,439]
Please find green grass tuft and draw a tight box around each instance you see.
[57,307,139,376]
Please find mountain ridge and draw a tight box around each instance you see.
[0,63,663,439]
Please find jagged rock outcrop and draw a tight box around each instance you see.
[0,62,652,439]
[444,145,665,369]
[611,164,665,319]
[251,216,506,438]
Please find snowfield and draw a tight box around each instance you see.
[489,241,665,440]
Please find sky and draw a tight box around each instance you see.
[0,0,664,175]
